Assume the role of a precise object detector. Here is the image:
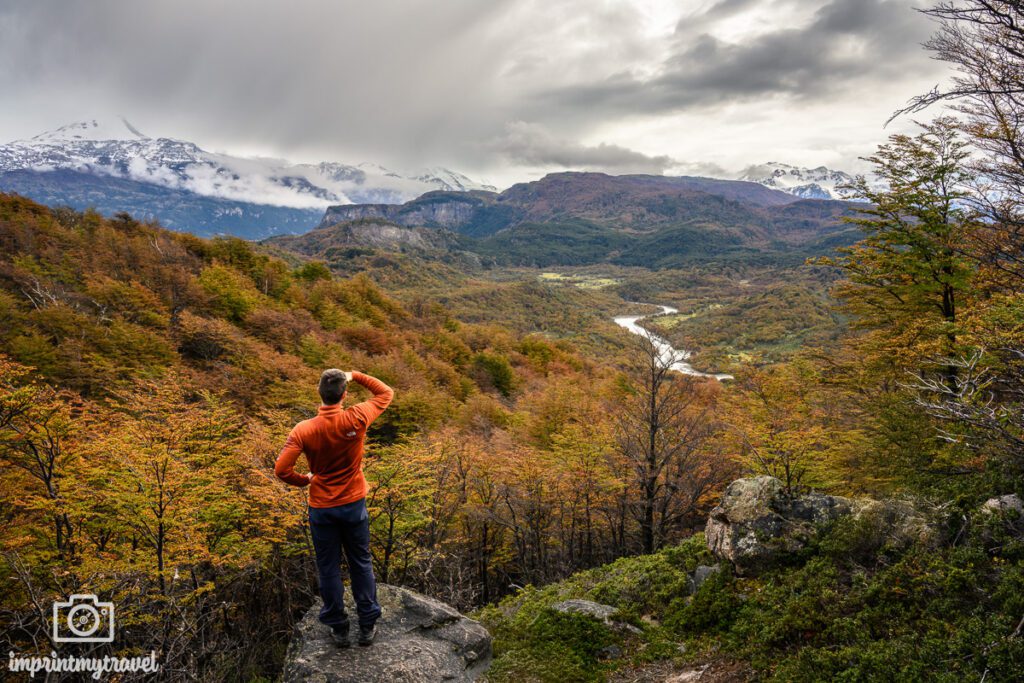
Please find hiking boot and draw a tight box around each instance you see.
[357,623,375,646]
[330,624,351,648]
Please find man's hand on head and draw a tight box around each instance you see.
[344,371,354,382]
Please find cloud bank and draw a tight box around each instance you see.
[492,122,677,174]
[0,0,950,187]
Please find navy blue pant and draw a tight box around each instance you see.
[308,498,381,629]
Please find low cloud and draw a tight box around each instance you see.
[670,160,730,178]
[492,122,677,174]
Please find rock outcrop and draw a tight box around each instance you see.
[282,584,491,682]
[690,564,721,592]
[551,599,642,635]
[981,493,1023,516]
[978,493,1024,541]
[706,476,934,576]
[317,191,502,232]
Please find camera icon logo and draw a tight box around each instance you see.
[52,594,115,643]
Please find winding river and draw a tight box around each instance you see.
[613,304,733,381]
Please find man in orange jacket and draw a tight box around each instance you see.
[275,369,394,647]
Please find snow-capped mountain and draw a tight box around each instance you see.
[0,118,495,208]
[0,118,495,238]
[737,162,860,200]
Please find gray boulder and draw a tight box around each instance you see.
[706,476,934,576]
[981,493,1023,516]
[550,599,618,621]
[978,493,1024,540]
[690,564,721,592]
[282,584,491,682]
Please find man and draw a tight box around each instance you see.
[275,369,394,648]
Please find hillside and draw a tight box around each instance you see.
[4,112,1024,682]
[270,217,466,254]
[0,192,669,678]
[479,508,1024,682]
[318,172,802,235]
[303,173,862,269]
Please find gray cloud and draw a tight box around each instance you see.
[0,0,948,186]
[538,0,937,121]
[491,122,676,174]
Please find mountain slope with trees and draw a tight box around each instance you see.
[291,173,862,269]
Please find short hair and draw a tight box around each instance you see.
[318,369,348,405]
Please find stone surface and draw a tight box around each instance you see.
[665,666,710,682]
[551,599,619,621]
[551,599,642,634]
[981,493,1024,515]
[706,476,934,576]
[691,564,721,592]
[705,476,846,576]
[978,493,1024,541]
[317,192,490,231]
[599,644,623,660]
[282,584,491,682]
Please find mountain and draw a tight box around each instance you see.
[0,118,494,238]
[0,169,324,237]
[737,162,859,200]
[318,172,798,235]
[299,172,864,269]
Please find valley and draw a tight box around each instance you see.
[258,170,855,375]
[612,304,734,381]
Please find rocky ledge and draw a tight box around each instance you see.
[282,584,491,682]
[706,475,936,576]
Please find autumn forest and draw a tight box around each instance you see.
[4,2,1024,681]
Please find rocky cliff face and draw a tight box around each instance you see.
[270,219,461,255]
[282,584,492,682]
[317,191,500,232]
[317,203,401,226]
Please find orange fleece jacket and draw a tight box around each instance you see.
[274,371,394,508]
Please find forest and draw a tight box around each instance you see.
[0,191,744,677]
[2,1,1024,681]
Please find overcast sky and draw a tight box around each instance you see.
[0,0,949,188]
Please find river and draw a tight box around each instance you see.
[613,304,733,381]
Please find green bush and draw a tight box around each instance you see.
[473,352,516,397]
[664,565,740,637]
[481,524,1024,682]
[486,610,620,683]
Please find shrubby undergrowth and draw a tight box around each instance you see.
[480,521,1024,682]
